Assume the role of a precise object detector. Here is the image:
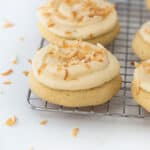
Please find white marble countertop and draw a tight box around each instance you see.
[0,0,150,150]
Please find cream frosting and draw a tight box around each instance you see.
[32,41,120,91]
[37,0,118,40]
[139,21,150,44]
[134,60,150,92]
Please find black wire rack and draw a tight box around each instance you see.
[27,0,150,118]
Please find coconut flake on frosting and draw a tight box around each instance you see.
[32,41,120,91]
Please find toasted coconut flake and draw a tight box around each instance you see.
[77,52,85,60]
[64,69,69,80]
[83,57,91,63]
[77,16,83,22]
[5,116,17,127]
[1,69,13,76]
[63,0,76,5]
[47,21,55,27]
[48,51,54,55]
[82,45,92,51]
[96,49,104,54]
[38,64,47,75]
[42,12,51,17]
[2,21,14,28]
[89,33,93,39]
[84,63,91,69]
[62,40,68,48]
[82,0,96,8]
[67,50,78,59]
[63,63,68,67]
[89,5,114,18]
[40,120,48,125]
[11,56,17,64]
[12,59,17,64]
[2,80,12,85]
[28,59,32,64]
[22,71,29,77]
[72,11,77,18]
[63,0,70,3]
[71,128,79,137]
[65,31,72,35]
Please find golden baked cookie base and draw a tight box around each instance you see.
[37,22,120,46]
[132,32,150,60]
[29,72,121,107]
[131,81,150,112]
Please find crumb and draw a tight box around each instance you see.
[5,116,17,127]
[28,59,32,64]
[2,20,14,28]
[71,128,79,137]
[47,23,55,27]
[12,59,17,64]
[1,69,13,76]
[19,36,24,41]
[2,80,12,85]
[40,120,48,125]
[11,56,17,64]
[22,71,29,77]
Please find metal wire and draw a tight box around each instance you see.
[27,0,150,118]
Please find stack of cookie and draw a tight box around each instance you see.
[29,0,122,107]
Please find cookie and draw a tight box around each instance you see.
[29,41,121,107]
[37,0,120,45]
[131,60,150,112]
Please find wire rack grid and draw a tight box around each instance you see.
[27,0,150,118]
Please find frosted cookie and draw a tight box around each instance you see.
[131,60,150,112]
[29,41,121,107]
[37,0,120,45]
[132,21,150,60]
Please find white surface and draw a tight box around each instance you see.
[0,0,150,150]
